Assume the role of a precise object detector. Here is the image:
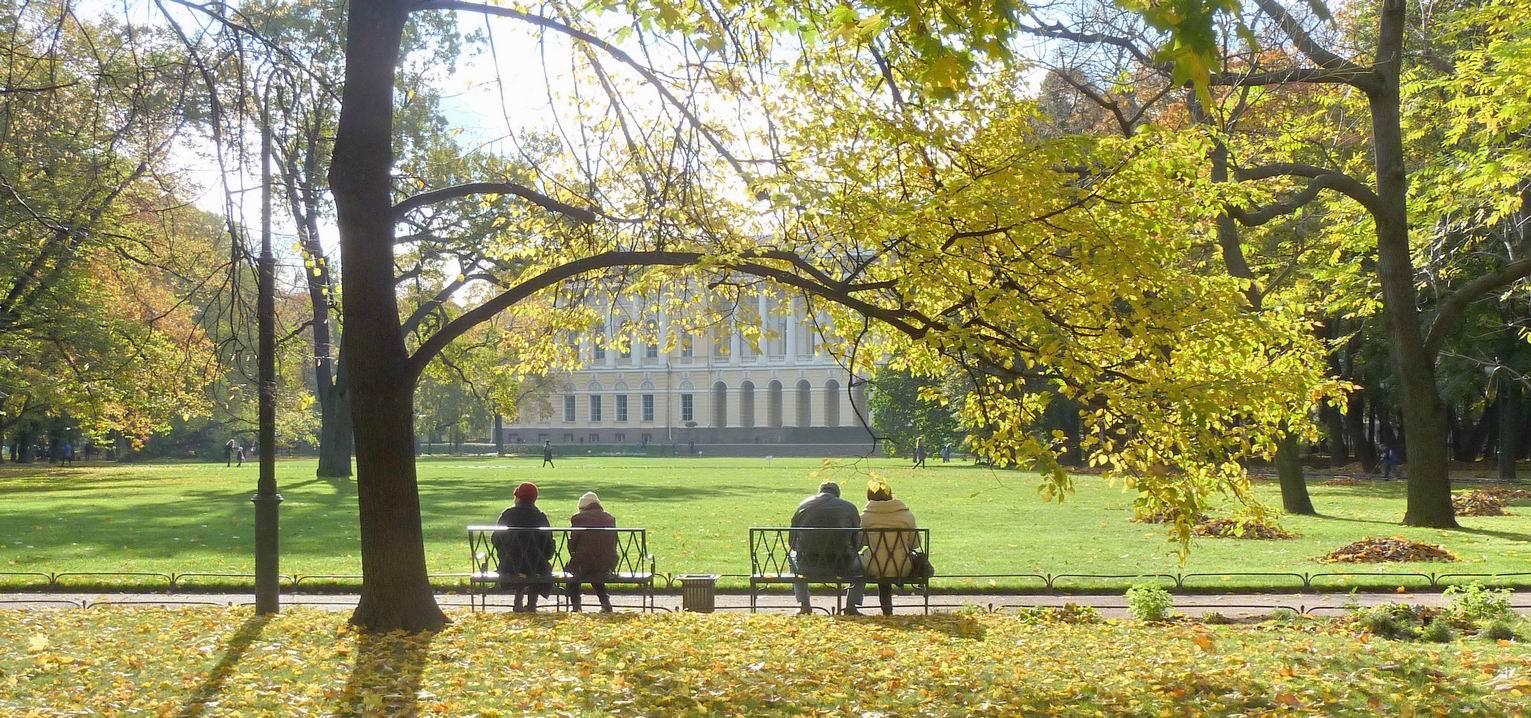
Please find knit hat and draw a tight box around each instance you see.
[818,481,840,497]
[578,491,600,510]
[514,482,538,502]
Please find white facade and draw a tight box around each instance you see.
[499,293,873,453]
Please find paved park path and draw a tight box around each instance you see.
[4,589,1523,618]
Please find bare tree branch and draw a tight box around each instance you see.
[392,181,600,223]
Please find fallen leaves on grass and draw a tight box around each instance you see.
[3,607,1529,716]
[1322,476,1368,486]
[1134,509,1295,539]
[1317,537,1459,564]
[1483,486,1531,502]
[1193,517,1296,540]
[1455,490,1510,517]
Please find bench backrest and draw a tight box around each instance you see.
[749,527,930,577]
[467,526,651,577]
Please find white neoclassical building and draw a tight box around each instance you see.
[498,291,874,455]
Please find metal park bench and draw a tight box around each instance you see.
[467,526,656,612]
[749,527,932,614]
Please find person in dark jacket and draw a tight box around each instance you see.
[542,441,555,468]
[789,481,864,615]
[494,482,555,612]
[566,491,618,612]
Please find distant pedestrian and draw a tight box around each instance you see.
[62,441,74,465]
[1381,446,1401,479]
[236,444,246,468]
[913,437,927,468]
[542,441,555,468]
[940,444,951,463]
[224,439,236,467]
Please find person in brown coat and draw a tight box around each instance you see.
[566,491,618,612]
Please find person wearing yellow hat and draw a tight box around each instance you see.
[861,478,920,616]
[566,491,618,612]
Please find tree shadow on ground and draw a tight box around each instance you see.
[174,614,270,718]
[868,613,989,640]
[335,628,435,718]
[1307,512,1531,542]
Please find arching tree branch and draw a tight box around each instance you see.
[1234,163,1383,216]
[392,181,599,223]
[1425,258,1531,357]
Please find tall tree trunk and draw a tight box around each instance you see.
[1369,6,1455,526]
[316,366,354,477]
[1500,349,1521,481]
[1347,392,1376,472]
[1201,119,1316,512]
[494,414,504,455]
[1276,432,1315,514]
[1472,402,1498,462]
[332,0,445,633]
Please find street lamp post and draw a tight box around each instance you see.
[253,90,283,615]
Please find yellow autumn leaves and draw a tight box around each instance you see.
[2,607,1530,716]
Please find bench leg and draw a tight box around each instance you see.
[749,585,756,614]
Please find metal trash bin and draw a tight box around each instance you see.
[678,574,720,613]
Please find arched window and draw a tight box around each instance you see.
[713,381,728,428]
[739,381,756,428]
[851,380,868,425]
[796,380,812,427]
[767,380,784,427]
[824,379,841,427]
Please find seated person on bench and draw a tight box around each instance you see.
[493,482,554,613]
[789,481,864,615]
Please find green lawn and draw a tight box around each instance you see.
[1,607,1527,716]
[2,456,1531,591]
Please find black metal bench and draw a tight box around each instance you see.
[467,526,656,612]
[749,527,931,614]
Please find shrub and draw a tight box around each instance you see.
[1355,604,1417,640]
[1480,620,1520,642]
[1013,604,1101,625]
[1444,583,1515,625]
[1420,620,1456,643]
[1268,607,1301,623]
[1201,611,1232,625]
[1125,584,1174,622]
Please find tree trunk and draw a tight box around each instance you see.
[332,0,445,633]
[1501,370,1521,481]
[1347,391,1376,472]
[1276,431,1315,515]
[494,414,503,455]
[316,366,354,477]
[1368,6,1455,526]
[1472,402,1498,463]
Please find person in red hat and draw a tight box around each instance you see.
[492,482,555,612]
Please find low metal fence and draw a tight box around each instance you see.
[5,568,1531,594]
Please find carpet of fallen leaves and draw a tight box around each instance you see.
[3,608,1531,717]
[1454,491,1510,517]
[1318,537,1460,564]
